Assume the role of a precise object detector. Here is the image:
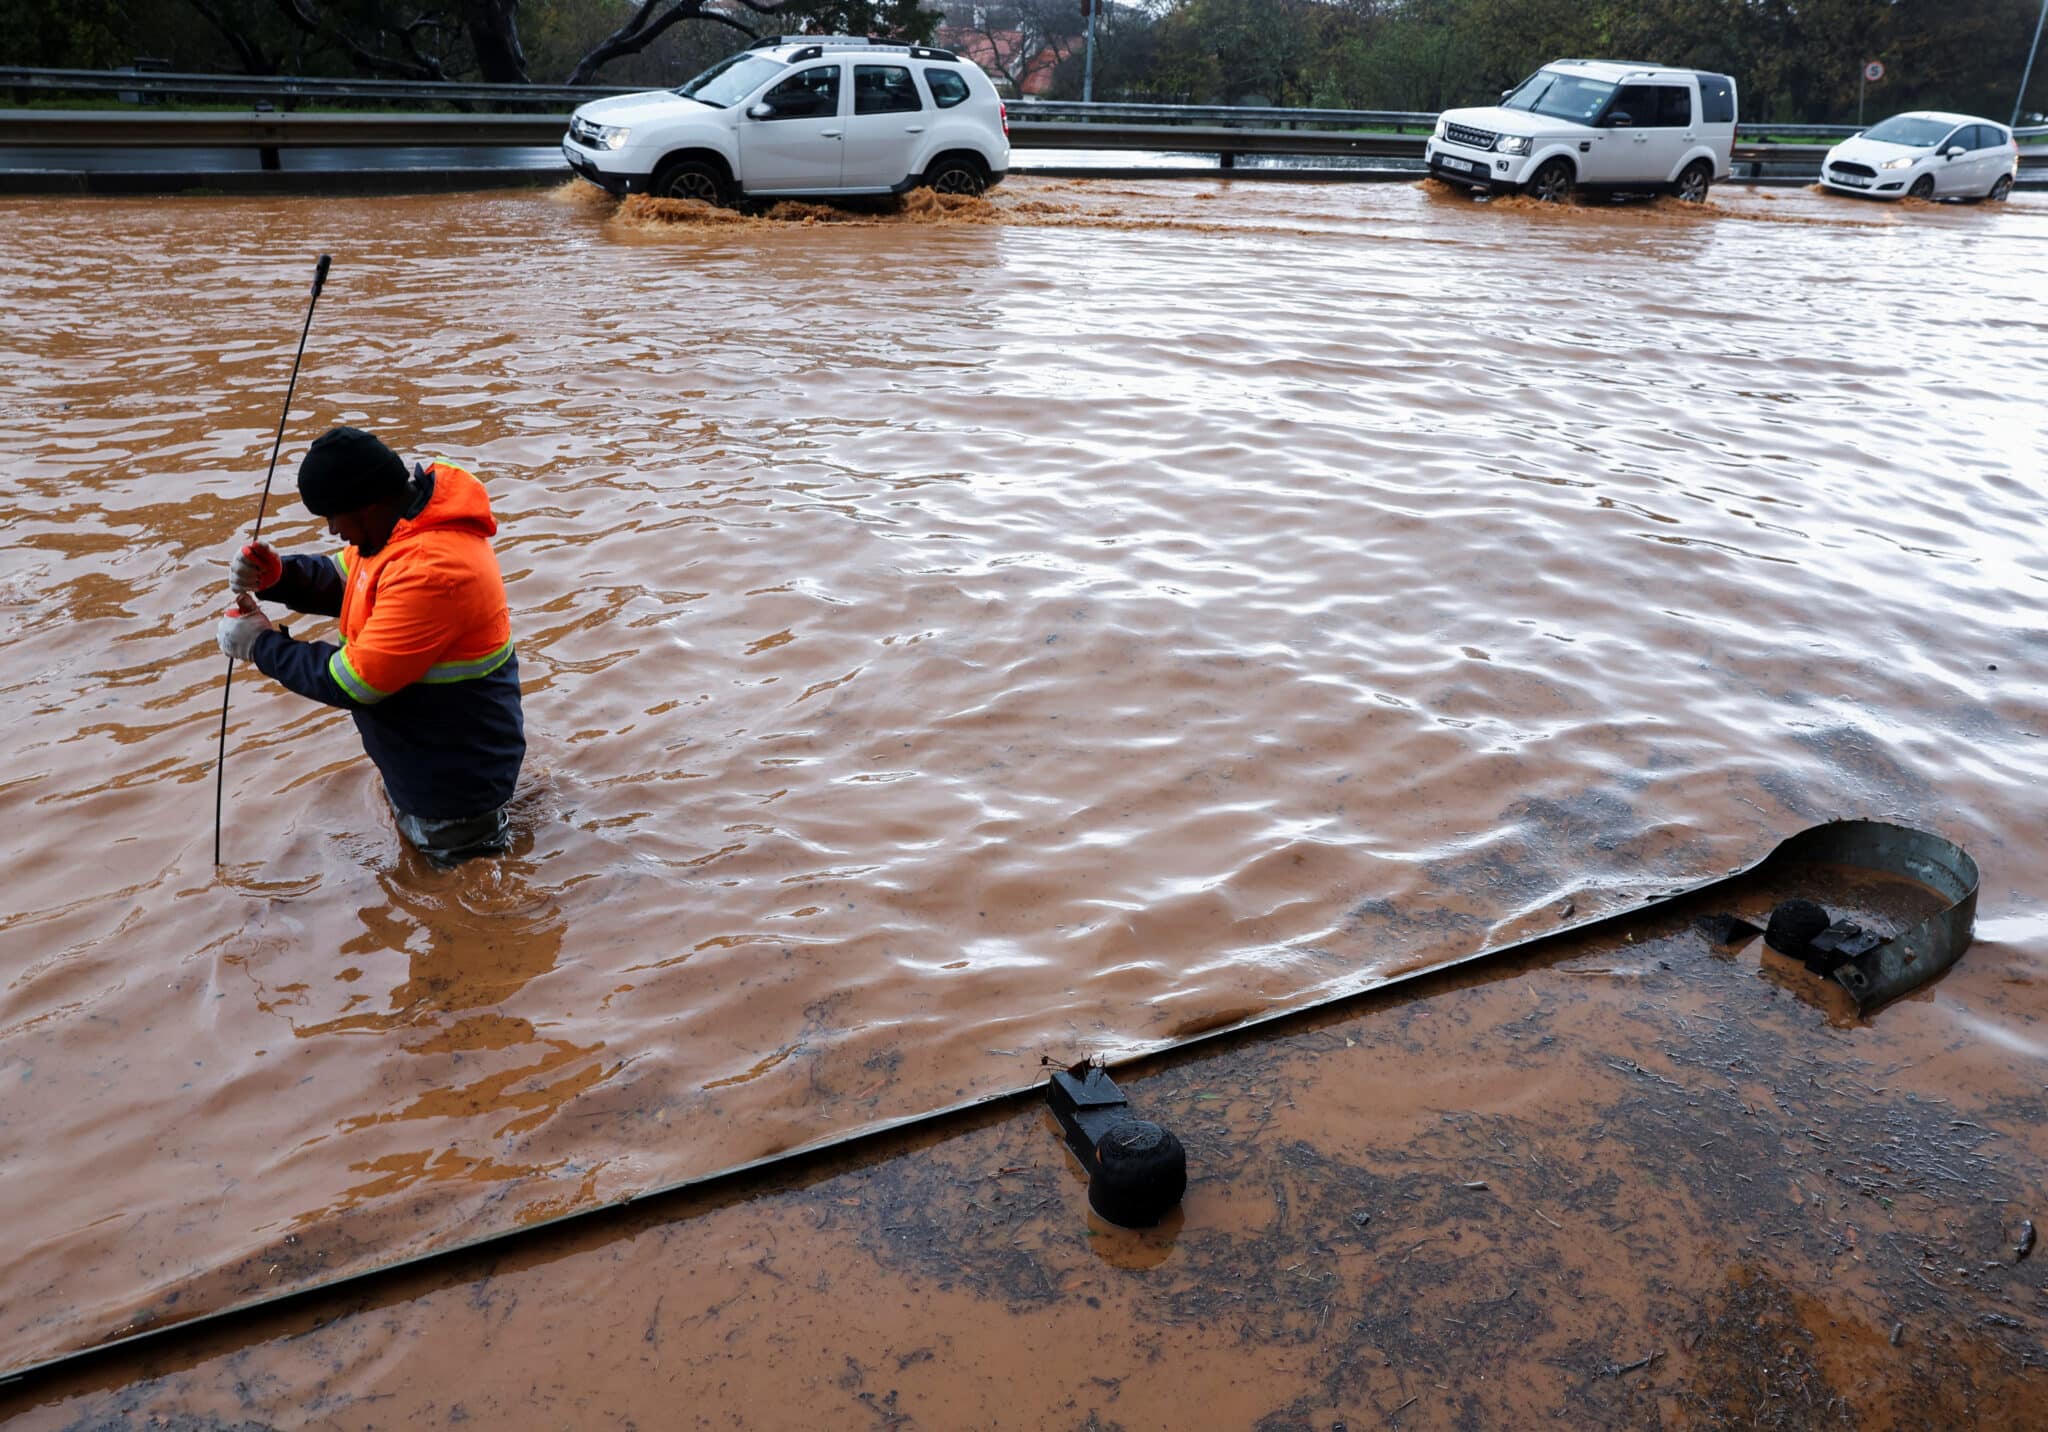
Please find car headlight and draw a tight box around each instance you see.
[1497,136,1530,155]
[588,124,631,151]
[1433,117,1447,139]
[1881,155,1918,170]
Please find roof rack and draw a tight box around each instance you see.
[746,34,957,62]
[748,34,865,49]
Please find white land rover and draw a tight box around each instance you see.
[563,35,1010,204]
[1426,60,1738,203]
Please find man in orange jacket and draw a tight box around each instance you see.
[217,426,526,866]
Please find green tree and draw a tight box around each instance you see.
[0,0,165,69]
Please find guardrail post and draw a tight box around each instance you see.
[254,100,281,171]
[1220,150,1235,170]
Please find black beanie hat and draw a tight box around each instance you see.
[298,426,409,517]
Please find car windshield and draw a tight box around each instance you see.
[676,53,783,108]
[1862,116,1952,147]
[1501,70,1616,123]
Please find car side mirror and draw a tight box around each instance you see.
[1501,89,1512,101]
[1942,145,1964,158]
[747,101,774,119]
[1606,110,1633,128]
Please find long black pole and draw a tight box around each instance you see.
[213,253,331,866]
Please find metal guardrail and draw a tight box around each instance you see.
[0,108,1743,162]
[1019,125,1846,174]
[1012,100,1903,141]
[1015,100,1443,132]
[0,64,634,108]
[0,109,564,147]
[10,110,2045,180]
[4,94,2044,189]
[7,68,2045,140]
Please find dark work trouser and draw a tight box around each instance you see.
[391,800,511,867]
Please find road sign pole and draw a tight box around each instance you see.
[1858,70,1866,125]
[1083,0,1097,104]
[2016,0,2048,126]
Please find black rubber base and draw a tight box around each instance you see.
[1765,899,1831,957]
[1088,1119,1187,1227]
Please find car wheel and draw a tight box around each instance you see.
[1528,158,1574,204]
[1987,174,2013,203]
[651,158,731,206]
[1673,159,1712,203]
[924,156,987,197]
[1907,175,1936,201]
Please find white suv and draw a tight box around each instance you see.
[1427,61,1738,203]
[563,36,1010,204]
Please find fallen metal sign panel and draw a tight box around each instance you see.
[0,818,1975,1385]
[1772,821,1977,1010]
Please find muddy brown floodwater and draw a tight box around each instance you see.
[1,178,2045,1405]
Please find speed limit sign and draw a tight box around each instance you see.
[1864,60,1886,82]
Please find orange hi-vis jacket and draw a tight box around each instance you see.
[251,460,525,819]
[327,461,514,703]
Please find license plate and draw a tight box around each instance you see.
[1833,174,1870,188]
[1439,156,1474,173]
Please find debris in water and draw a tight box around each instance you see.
[1696,912,1763,945]
[1764,899,1830,958]
[1603,1349,1664,1377]
[2018,1219,2037,1263]
[1046,1063,1186,1228]
[1801,919,1882,976]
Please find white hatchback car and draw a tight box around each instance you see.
[1427,60,1737,203]
[563,36,1010,204]
[1821,112,2019,203]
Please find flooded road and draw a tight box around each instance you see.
[2,177,2045,1373]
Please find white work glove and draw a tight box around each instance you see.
[216,592,277,662]
[230,540,284,596]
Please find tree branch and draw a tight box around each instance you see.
[266,0,453,80]
[568,1,785,86]
[182,0,280,74]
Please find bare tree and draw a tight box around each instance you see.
[567,0,781,84]
[182,0,288,73]
[937,0,1084,95]
[266,0,465,79]
[460,0,528,82]
[566,0,938,84]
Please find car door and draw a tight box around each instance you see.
[1613,84,1695,186]
[841,63,928,189]
[1586,84,1659,183]
[1640,84,1696,181]
[738,62,844,192]
[1932,124,1972,195]
[1964,125,2003,191]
